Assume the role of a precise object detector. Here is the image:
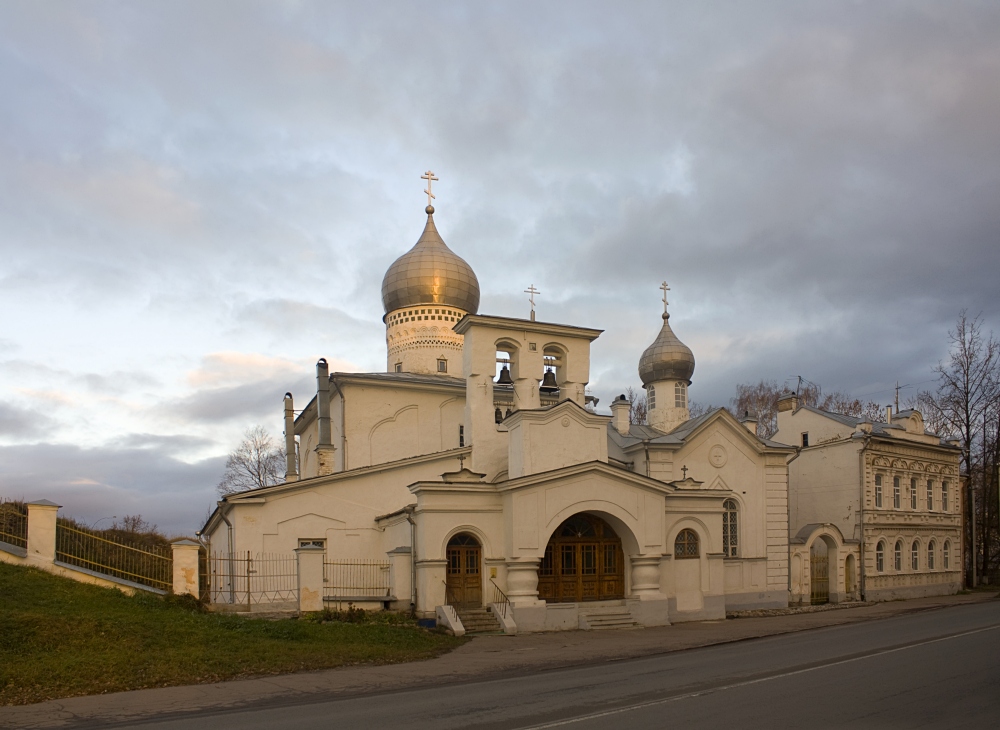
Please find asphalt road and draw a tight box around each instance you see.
[112,601,1000,730]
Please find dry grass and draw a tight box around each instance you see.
[0,562,463,706]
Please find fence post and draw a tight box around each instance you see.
[295,545,325,613]
[171,539,201,597]
[26,500,60,566]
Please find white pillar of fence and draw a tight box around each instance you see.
[295,545,325,612]
[171,539,201,597]
[26,500,60,566]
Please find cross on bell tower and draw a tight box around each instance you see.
[524,284,540,321]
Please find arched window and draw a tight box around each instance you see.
[876,541,885,573]
[675,529,699,559]
[893,477,901,509]
[894,540,902,571]
[723,499,738,558]
[910,478,917,509]
[875,475,883,508]
[911,540,919,571]
[674,382,687,408]
[944,541,951,569]
[647,385,656,410]
[928,540,936,570]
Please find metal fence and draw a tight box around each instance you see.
[55,521,172,591]
[208,552,298,605]
[0,500,27,549]
[324,559,392,600]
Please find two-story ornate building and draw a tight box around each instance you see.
[774,394,962,605]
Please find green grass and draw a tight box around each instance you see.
[0,562,464,706]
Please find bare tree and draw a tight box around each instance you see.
[217,425,286,497]
[730,380,782,439]
[916,311,1000,583]
[818,392,885,422]
[625,386,647,425]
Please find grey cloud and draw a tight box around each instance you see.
[0,442,223,535]
[165,375,312,425]
[0,401,54,439]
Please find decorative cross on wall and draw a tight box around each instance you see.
[660,281,670,314]
[681,465,688,479]
[458,453,466,471]
[421,170,439,207]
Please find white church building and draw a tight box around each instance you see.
[202,188,798,631]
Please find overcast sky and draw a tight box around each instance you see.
[1,1,998,534]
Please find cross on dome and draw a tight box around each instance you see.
[660,281,670,315]
[421,170,439,209]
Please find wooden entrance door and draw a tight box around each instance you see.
[445,533,482,607]
[810,540,829,605]
[537,514,624,603]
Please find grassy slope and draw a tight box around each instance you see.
[0,562,463,706]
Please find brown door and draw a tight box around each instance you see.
[445,533,482,607]
[538,514,624,603]
[810,540,829,605]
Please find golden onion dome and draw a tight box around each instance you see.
[381,206,481,315]
[638,312,695,385]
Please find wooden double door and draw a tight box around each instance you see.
[445,533,482,607]
[537,514,624,603]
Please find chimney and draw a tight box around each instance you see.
[314,358,336,476]
[886,405,892,423]
[740,409,758,435]
[611,394,631,436]
[283,392,298,482]
[777,390,798,413]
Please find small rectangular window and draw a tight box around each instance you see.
[459,424,464,448]
[942,482,949,511]
[647,385,656,410]
[875,475,883,508]
[437,358,448,373]
[911,478,917,509]
[395,362,403,373]
[298,539,325,549]
[893,477,901,509]
[801,433,809,448]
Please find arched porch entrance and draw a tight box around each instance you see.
[537,513,625,603]
[445,533,482,607]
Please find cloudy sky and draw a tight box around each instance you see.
[1,1,998,534]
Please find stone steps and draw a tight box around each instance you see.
[579,608,642,631]
[456,607,503,634]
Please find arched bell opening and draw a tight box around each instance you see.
[446,533,483,608]
[494,342,517,422]
[537,513,625,603]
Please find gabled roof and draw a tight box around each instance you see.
[796,404,955,446]
[607,407,794,453]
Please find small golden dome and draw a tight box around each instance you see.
[381,210,480,315]
[638,313,695,385]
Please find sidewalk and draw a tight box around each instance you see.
[3,591,997,729]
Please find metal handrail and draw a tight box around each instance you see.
[55,522,172,590]
[489,578,510,620]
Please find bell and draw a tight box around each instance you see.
[495,407,503,424]
[496,366,514,385]
[540,368,558,392]
[505,407,513,419]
